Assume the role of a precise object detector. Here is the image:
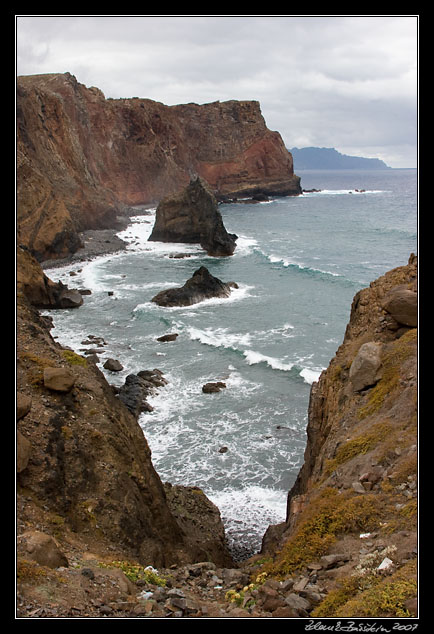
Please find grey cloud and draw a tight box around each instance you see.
[16,15,417,167]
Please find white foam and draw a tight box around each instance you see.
[188,326,252,351]
[268,254,341,277]
[301,189,385,196]
[243,350,295,372]
[233,235,259,257]
[300,367,323,385]
[208,485,287,554]
[137,283,255,313]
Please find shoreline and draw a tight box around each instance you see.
[40,212,150,271]
[41,228,128,271]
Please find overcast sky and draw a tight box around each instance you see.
[16,15,418,168]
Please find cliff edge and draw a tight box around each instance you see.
[17,72,301,261]
[16,249,234,572]
[258,254,418,617]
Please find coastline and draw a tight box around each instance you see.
[40,211,151,271]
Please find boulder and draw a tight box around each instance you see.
[349,341,383,392]
[17,392,32,420]
[56,288,84,308]
[151,266,235,308]
[17,530,69,568]
[17,431,32,473]
[319,553,350,569]
[284,592,311,613]
[382,287,417,327]
[149,177,237,256]
[202,382,227,393]
[103,358,124,372]
[43,367,75,392]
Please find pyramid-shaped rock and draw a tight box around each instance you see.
[149,177,237,256]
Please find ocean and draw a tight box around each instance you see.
[43,168,417,560]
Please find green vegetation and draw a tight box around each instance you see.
[324,420,393,477]
[22,352,54,387]
[260,488,385,579]
[62,349,87,367]
[98,560,167,586]
[316,561,417,618]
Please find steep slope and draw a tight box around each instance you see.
[259,254,418,617]
[17,72,301,261]
[16,249,234,570]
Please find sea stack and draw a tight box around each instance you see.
[148,177,237,256]
[151,266,237,307]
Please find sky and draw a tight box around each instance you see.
[16,15,418,168]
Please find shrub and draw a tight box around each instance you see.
[261,488,383,579]
[98,560,167,586]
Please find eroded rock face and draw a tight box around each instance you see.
[17,73,301,261]
[17,255,234,569]
[17,247,83,308]
[149,177,237,256]
[151,266,235,307]
[262,254,418,552]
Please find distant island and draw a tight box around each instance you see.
[290,147,391,170]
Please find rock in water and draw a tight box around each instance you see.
[151,266,235,307]
[149,177,237,256]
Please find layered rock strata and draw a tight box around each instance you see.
[149,176,237,256]
[17,72,301,261]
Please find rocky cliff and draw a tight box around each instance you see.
[17,252,234,573]
[259,254,418,617]
[17,72,301,261]
[16,249,418,617]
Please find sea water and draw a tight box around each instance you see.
[43,169,417,559]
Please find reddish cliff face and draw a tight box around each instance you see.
[17,72,301,261]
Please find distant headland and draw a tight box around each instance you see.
[290,146,391,170]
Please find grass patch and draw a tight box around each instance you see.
[324,420,393,477]
[260,488,385,579]
[98,560,167,586]
[62,349,87,367]
[339,561,416,617]
[312,561,417,618]
[22,352,55,387]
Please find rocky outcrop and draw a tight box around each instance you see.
[259,255,418,617]
[151,266,236,307]
[117,369,168,418]
[16,255,234,570]
[17,72,301,261]
[17,246,83,308]
[149,177,237,256]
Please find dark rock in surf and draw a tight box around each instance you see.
[117,370,167,418]
[103,358,124,372]
[202,382,227,394]
[148,177,237,257]
[151,266,236,308]
[156,333,179,342]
